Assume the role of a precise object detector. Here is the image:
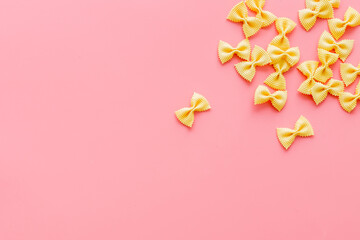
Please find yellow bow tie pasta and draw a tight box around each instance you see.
[245,0,277,27]
[298,61,320,95]
[328,7,360,40]
[175,93,211,127]
[340,62,360,86]
[299,0,334,31]
[311,79,344,105]
[277,116,314,150]
[235,45,271,82]
[227,1,263,38]
[318,31,354,62]
[218,39,251,64]
[254,85,287,111]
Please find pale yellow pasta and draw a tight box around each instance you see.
[265,44,300,90]
[318,31,354,62]
[328,7,360,40]
[313,49,338,83]
[298,61,319,95]
[235,45,271,82]
[339,82,360,113]
[218,39,251,64]
[270,18,296,50]
[311,79,344,105]
[277,116,314,150]
[306,0,340,10]
[175,93,211,127]
[245,0,277,27]
[254,85,287,111]
[227,1,263,38]
[299,0,333,31]
[264,63,289,90]
[267,44,300,67]
[340,62,360,86]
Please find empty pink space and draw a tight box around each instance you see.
[0,0,360,239]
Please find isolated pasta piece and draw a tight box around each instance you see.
[227,1,263,38]
[339,81,360,113]
[277,116,314,150]
[314,49,338,83]
[340,62,360,86]
[235,45,271,82]
[254,85,287,111]
[311,79,344,104]
[318,31,354,62]
[175,92,211,127]
[299,0,333,31]
[306,0,340,9]
[245,0,277,27]
[298,61,320,95]
[270,17,297,50]
[218,39,251,64]
[328,7,360,40]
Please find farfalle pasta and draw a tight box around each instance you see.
[264,63,290,90]
[265,22,300,91]
[314,49,338,83]
[227,1,263,38]
[318,31,354,62]
[218,39,251,64]
[175,92,211,127]
[277,115,314,150]
[340,62,360,86]
[267,45,300,67]
[299,0,333,31]
[254,85,287,111]
[311,79,344,104]
[270,18,297,50]
[298,61,319,95]
[339,81,360,113]
[306,0,340,9]
[245,0,277,27]
[235,45,271,82]
[265,44,300,90]
[214,0,360,148]
[328,7,360,40]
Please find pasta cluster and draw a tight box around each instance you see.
[177,0,360,149]
[219,1,299,113]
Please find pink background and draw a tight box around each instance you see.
[1,0,360,239]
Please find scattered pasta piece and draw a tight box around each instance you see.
[235,45,271,82]
[265,44,300,90]
[218,39,251,64]
[306,0,340,9]
[277,116,314,150]
[267,44,300,67]
[339,81,360,113]
[227,1,263,38]
[314,49,338,83]
[264,63,289,90]
[340,62,360,86]
[254,85,287,111]
[270,18,297,50]
[175,92,211,127]
[318,31,354,62]
[299,0,333,31]
[298,61,320,95]
[311,79,344,105]
[245,0,277,27]
[328,7,360,40]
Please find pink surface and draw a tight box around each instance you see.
[1,0,360,239]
